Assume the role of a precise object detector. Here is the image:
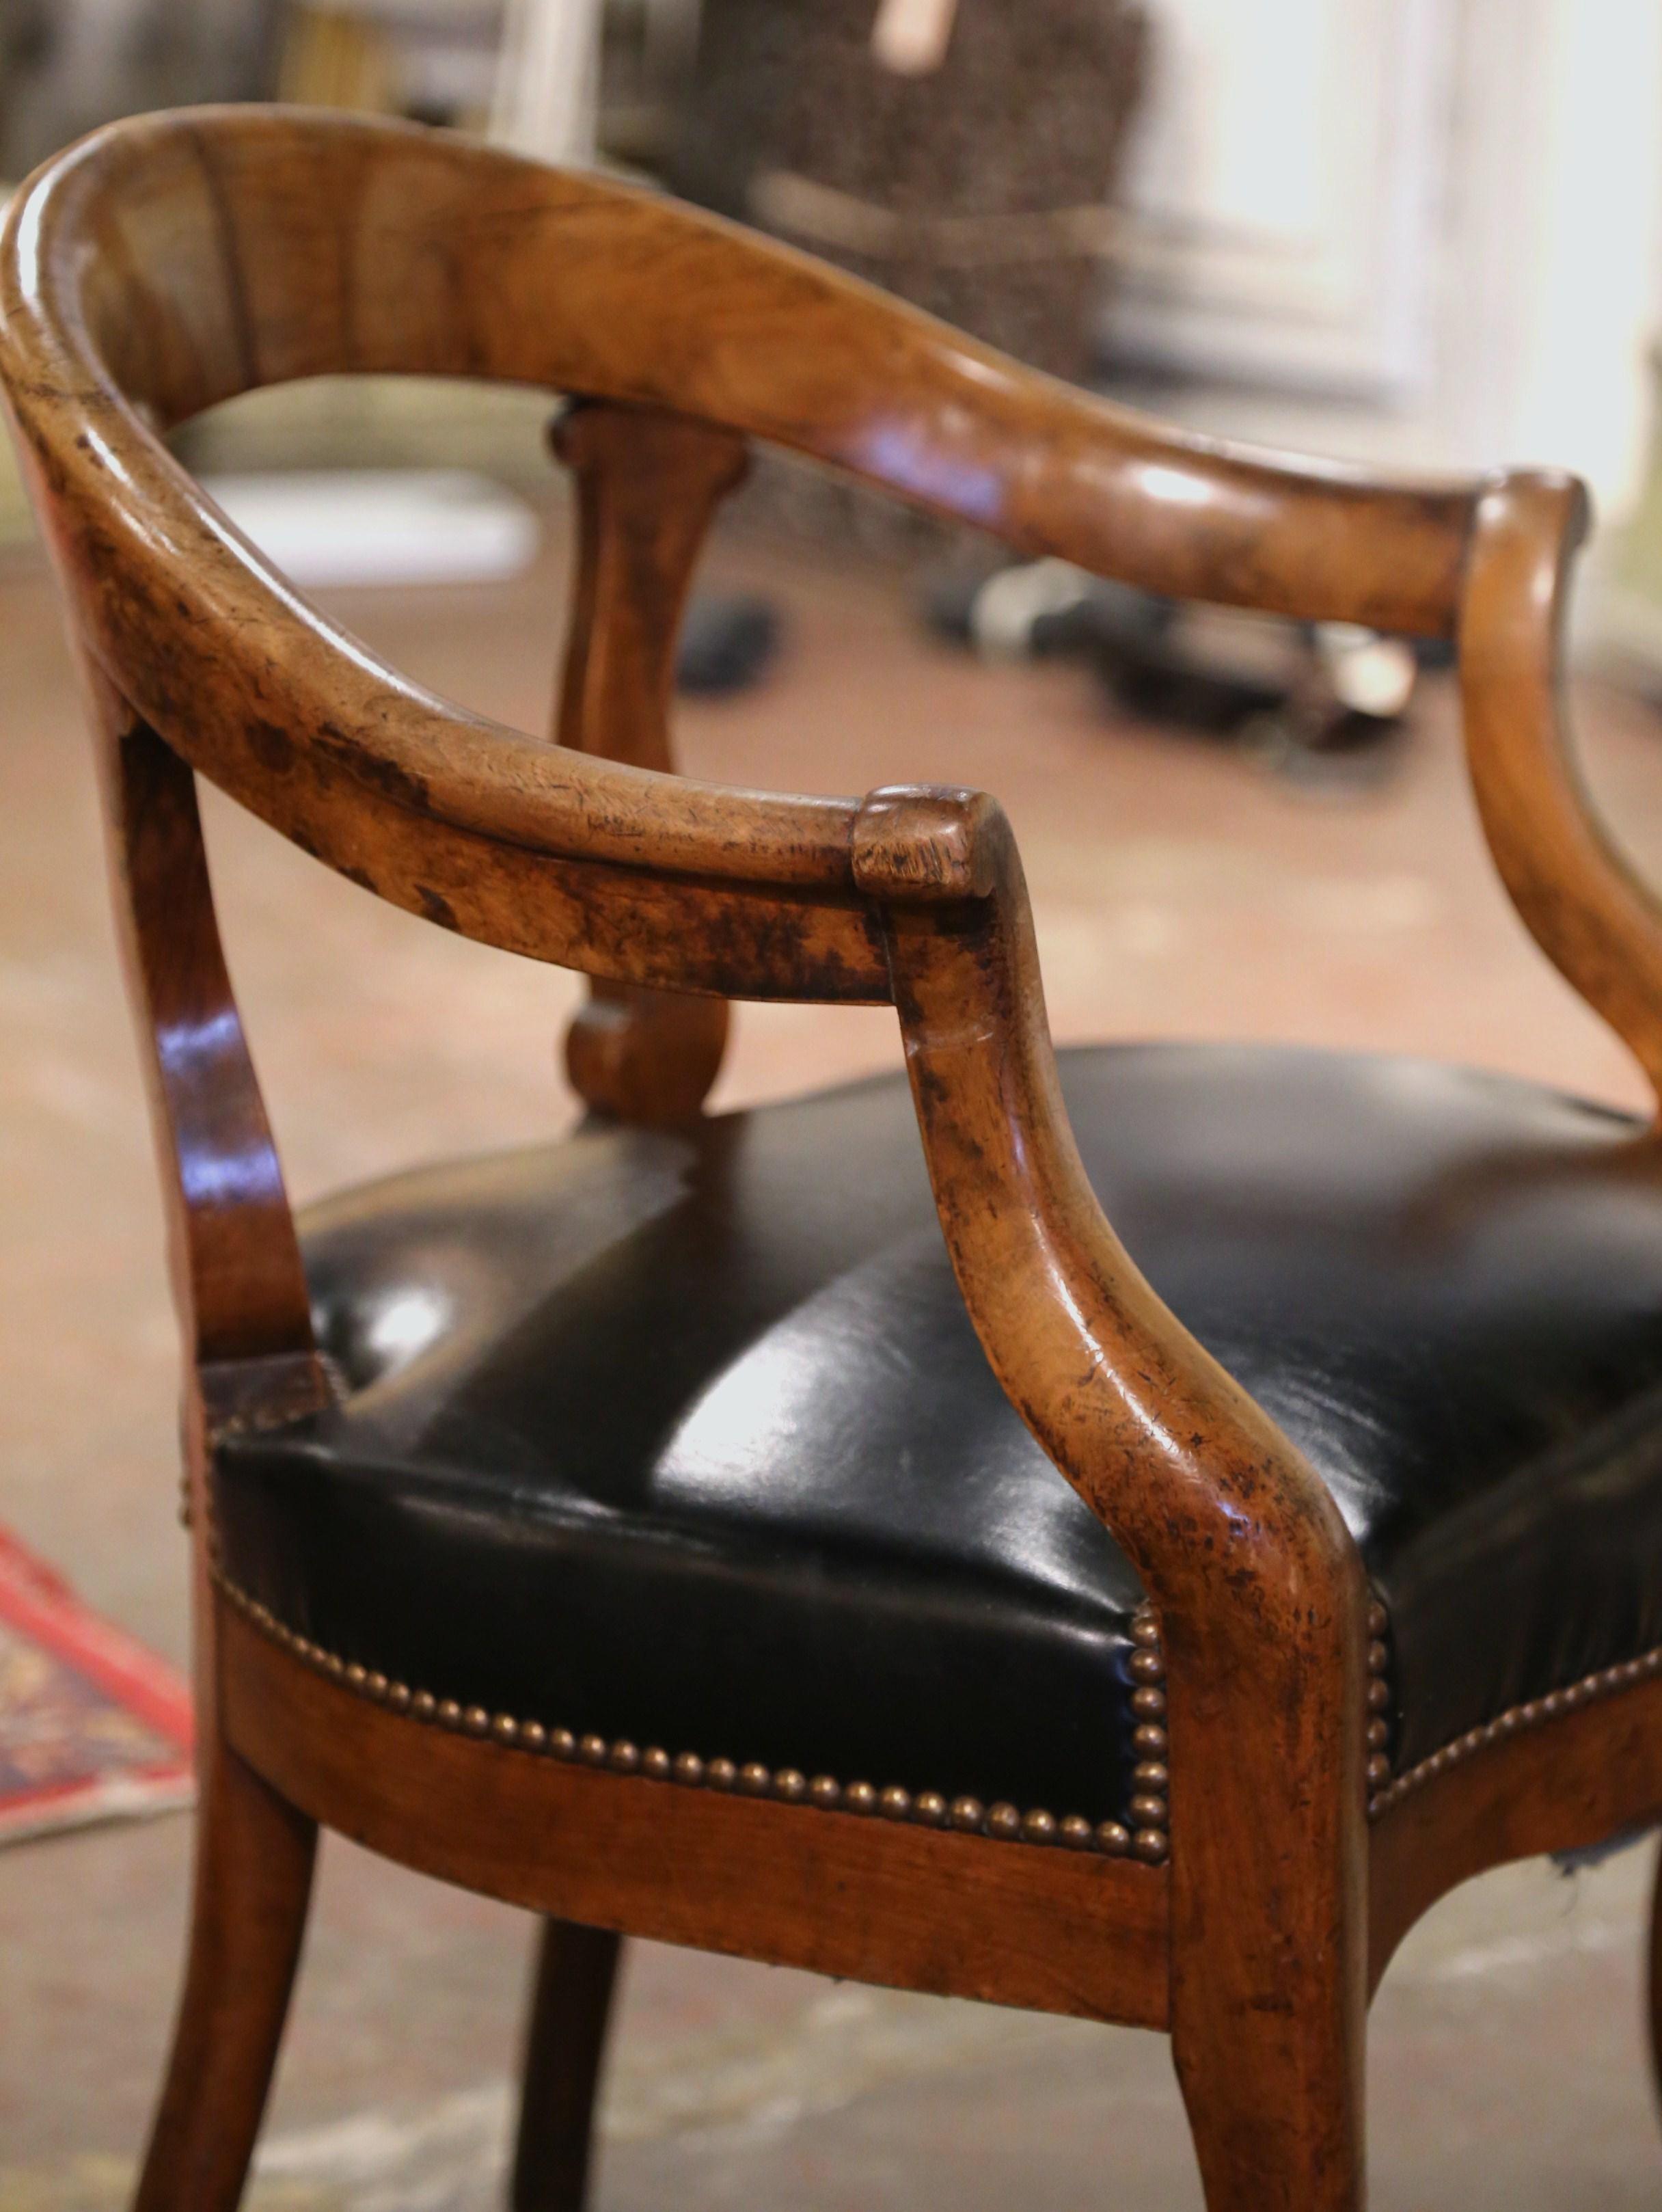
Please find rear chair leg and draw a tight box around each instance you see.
[512,1919,623,2212]
[1646,1835,1662,2131]
[134,1728,317,2212]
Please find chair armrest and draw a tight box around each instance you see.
[853,785,1365,1641]
[1460,469,1662,1105]
[856,786,1368,1991]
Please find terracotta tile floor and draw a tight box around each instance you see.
[6,507,1662,2206]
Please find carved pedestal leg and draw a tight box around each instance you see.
[511,1919,624,2212]
[133,1728,317,2212]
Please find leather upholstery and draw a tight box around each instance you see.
[213,1044,1662,1825]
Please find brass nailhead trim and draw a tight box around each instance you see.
[1369,1639,1662,1818]
[211,1561,1167,1863]
[1123,1602,1169,1863]
[1363,1595,1395,1816]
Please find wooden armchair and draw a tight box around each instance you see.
[6,106,1662,2212]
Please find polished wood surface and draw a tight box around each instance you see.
[860,793,1367,2205]
[132,1710,316,2212]
[1460,471,1662,1105]
[553,401,743,1122]
[513,1920,623,2212]
[217,1595,1171,2028]
[1372,1667,1662,1991]
[0,103,1654,2212]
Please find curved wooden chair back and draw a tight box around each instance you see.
[13,109,1662,2211]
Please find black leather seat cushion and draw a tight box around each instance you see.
[213,1044,1662,1828]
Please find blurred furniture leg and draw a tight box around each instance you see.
[133,1729,316,2212]
[513,1921,624,2212]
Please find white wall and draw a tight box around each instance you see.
[1111,0,1662,518]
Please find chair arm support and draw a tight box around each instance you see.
[1460,469,1662,1106]
[860,786,1369,2023]
[854,786,1363,1641]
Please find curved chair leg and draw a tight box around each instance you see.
[134,1729,318,2212]
[512,1920,623,2212]
[1171,1961,1365,2212]
[1170,1791,1366,2212]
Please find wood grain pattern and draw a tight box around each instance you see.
[859,787,1367,2207]
[1370,1667,1662,1988]
[218,1595,1171,2030]
[0,102,1648,2212]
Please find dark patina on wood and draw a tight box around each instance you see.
[3,105,1659,2212]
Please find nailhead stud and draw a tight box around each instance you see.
[219,1565,1193,1859]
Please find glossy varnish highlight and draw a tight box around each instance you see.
[5,105,1662,2212]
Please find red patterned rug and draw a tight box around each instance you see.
[0,1526,193,1844]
